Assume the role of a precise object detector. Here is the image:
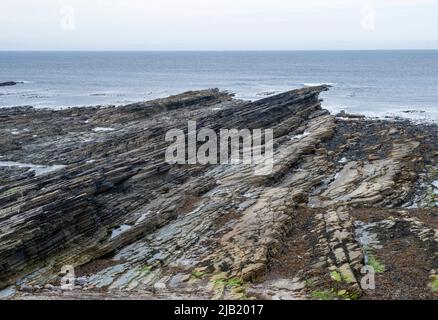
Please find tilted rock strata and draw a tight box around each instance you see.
[0,86,436,300]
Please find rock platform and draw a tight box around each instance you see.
[0,86,436,299]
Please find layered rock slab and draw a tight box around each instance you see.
[0,86,436,300]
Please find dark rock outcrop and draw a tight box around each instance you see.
[0,86,436,300]
[0,81,21,87]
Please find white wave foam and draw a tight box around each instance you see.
[325,103,438,124]
[0,161,65,176]
[303,83,335,87]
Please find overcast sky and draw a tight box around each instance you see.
[1,0,438,50]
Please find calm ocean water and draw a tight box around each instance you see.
[1,51,438,121]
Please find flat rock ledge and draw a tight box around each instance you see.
[0,87,437,300]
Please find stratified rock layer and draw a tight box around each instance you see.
[0,86,437,300]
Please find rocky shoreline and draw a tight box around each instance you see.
[0,86,437,300]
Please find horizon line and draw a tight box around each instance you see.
[1,48,438,52]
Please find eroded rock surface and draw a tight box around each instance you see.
[0,86,437,300]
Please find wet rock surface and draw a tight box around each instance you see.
[0,86,437,300]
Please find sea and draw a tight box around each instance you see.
[1,50,438,121]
